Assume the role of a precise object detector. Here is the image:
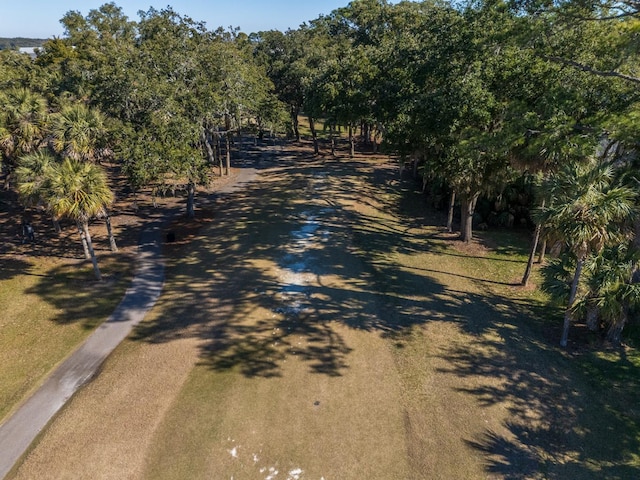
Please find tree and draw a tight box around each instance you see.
[538,159,637,346]
[251,29,306,141]
[50,103,108,162]
[515,0,640,85]
[49,101,119,249]
[46,158,114,281]
[582,244,640,343]
[0,88,49,187]
[15,150,57,208]
[14,149,63,233]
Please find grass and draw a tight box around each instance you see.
[0,253,134,422]
[7,145,640,479]
[296,115,350,141]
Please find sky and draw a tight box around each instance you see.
[0,0,355,38]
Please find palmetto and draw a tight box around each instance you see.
[50,103,107,163]
[582,244,640,343]
[0,88,48,178]
[16,150,115,280]
[15,150,57,208]
[538,158,637,346]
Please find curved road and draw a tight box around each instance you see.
[0,222,165,479]
[0,164,259,479]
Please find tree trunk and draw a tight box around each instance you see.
[217,134,223,177]
[3,171,12,190]
[52,216,61,234]
[105,210,118,252]
[522,222,542,286]
[522,198,545,286]
[186,181,196,218]
[606,308,627,345]
[291,107,300,142]
[77,221,91,259]
[447,190,456,233]
[459,192,479,243]
[538,237,548,264]
[202,128,215,165]
[373,123,381,153]
[79,220,102,281]
[330,124,336,157]
[586,300,600,331]
[225,134,231,176]
[308,115,319,155]
[561,258,584,347]
[348,123,355,158]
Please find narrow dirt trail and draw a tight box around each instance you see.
[10,143,513,480]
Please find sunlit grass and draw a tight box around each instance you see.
[0,254,134,422]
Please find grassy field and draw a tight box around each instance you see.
[6,143,640,479]
[0,253,134,422]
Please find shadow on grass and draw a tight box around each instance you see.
[0,257,46,281]
[23,140,638,478]
[434,284,640,478]
[24,253,136,329]
[131,149,453,378]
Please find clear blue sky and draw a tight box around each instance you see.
[1,1,356,38]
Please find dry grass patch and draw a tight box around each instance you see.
[0,253,134,423]
[9,149,640,480]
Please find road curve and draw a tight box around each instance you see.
[0,222,165,480]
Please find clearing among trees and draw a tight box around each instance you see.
[6,142,640,479]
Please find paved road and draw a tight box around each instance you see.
[0,222,165,479]
[0,164,260,479]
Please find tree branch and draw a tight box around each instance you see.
[545,55,640,85]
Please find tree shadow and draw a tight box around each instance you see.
[0,256,45,281]
[23,253,137,329]
[130,147,464,379]
[436,289,640,478]
[44,140,630,477]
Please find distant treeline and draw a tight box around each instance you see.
[0,38,46,50]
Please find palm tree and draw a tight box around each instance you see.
[15,150,57,207]
[47,158,114,281]
[538,159,637,347]
[49,103,107,163]
[14,150,63,233]
[581,244,640,344]
[0,88,49,187]
[50,103,118,250]
[517,116,599,286]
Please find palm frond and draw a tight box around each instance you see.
[47,158,113,221]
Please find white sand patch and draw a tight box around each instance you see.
[287,468,303,479]
[265,467,279,479]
